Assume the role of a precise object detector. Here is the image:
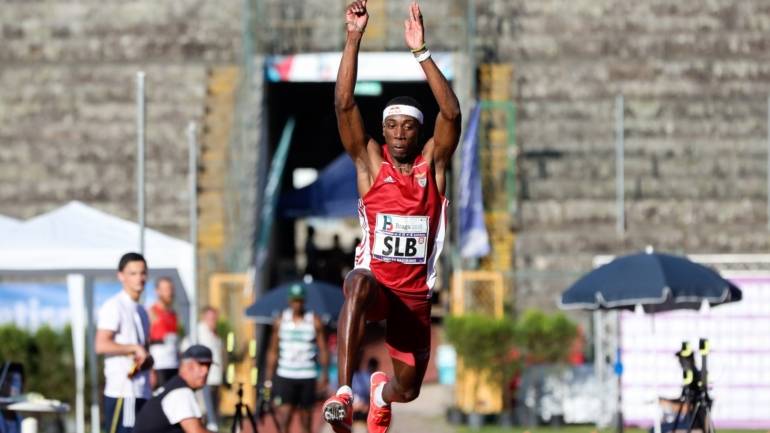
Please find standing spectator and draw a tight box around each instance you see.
[304,226,319,279]
[264,284,329,433]
[327,235,348,286]
[95,252,153,433]
[149,277,179,388]
[196,307,223,430]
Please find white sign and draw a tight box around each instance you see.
[266,52,455,82]
[372,213,429,264]
[621,275,770,428]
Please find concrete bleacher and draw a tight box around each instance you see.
[3,0,769,310]
[0,0,241,238]
[0,64,209,236]
[490,0,770,309]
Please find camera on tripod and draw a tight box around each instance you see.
[668,338,714,433]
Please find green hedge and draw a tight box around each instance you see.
[444,314,519,383]
[444,309,579,381]
[0,324,93,406]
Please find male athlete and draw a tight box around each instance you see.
[323,1,461,432]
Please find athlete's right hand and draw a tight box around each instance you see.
[345,0,368,34]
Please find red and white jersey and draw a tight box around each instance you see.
[354,146,449,298]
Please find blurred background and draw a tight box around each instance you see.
[1,0,770,433]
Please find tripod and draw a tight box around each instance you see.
[231,383,258,433]
[670,340,715,433]
[255,384,282,433]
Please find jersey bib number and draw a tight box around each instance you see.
[373,214,429,264]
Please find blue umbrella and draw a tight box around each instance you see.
[245,280,345,325]
[560,250,742,313]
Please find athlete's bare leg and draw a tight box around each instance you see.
[382,355,429,403]
[366,319,430,433]
[337,269,381,386]
[323,269,382,432]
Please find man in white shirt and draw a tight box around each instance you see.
[180,307,224,431]
[95,252,153,433]
[196,307,223,430]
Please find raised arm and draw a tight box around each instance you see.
[405,2,461,173]
[335,1,370,164]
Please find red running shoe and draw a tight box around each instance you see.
[367,372,392,433]
[322,391,352,433]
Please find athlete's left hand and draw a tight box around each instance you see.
[404,1,425,51]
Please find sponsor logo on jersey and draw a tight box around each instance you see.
[373,213,429,264]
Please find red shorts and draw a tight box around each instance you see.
[352,284,432,367]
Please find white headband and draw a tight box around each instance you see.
[382,104,424,124]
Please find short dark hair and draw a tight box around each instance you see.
[385,96,423,113]
[118,252,146,272]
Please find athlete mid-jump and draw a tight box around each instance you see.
[322,1,462,432]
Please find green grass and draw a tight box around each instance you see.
[457,427,646,433]
[457,427,767,433]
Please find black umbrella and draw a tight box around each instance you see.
[245,280,345,325]
[560,250,741,313]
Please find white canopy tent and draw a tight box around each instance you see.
[0,214,20,230]
[0,201,194,433]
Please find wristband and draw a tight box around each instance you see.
[410,43,426,53]
[264,380,273,388]
[414,49,431,63]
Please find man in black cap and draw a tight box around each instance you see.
[134,345,215,433]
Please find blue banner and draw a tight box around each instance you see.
[458,105,490,259]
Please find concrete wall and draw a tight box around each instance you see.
[0,0,241,238]
[3,0,769,309]
[477,0,770,309]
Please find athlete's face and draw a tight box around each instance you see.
[382,115,421,163]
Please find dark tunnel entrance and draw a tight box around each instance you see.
[265,80,443,284]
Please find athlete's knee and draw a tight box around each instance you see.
[390,380,420,402]
[401,387,420,402]
[344,270,376,303]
